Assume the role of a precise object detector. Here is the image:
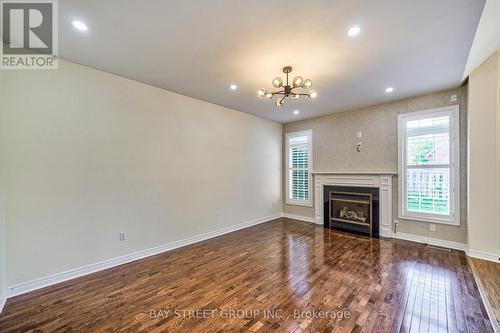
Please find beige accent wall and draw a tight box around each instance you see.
[467,51,500,257]
[283,87,468,243]
[0,60,282,286]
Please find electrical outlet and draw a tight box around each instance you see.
[429,224,436,232]
[451,94,457,102]
[357,131,362,138]
[120,231,127,241]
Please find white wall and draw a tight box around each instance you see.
[497,52,500,250]
[0,60,282,287]
[0,69,5,301]
[467,51,500,260]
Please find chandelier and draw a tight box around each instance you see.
[257,66,318,107]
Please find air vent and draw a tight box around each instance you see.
[426,244,451,252]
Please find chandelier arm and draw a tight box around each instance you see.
[279,96,286,103]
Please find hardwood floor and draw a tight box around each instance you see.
[468,257,500,329]
[0,218,494,332]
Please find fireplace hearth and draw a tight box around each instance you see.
[323,185,379,237]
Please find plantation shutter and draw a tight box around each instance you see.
[287,132,312,205]
[405,116,451,215]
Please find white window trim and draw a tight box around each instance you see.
[397,105,460,225]
[285,130,313,207]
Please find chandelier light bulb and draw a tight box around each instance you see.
[275,99,284,107]
[272,77,283,88]
[303,79,312,89]
[293,76,303,87]
[308,90,318,99]
[266,92,273,99]
[257,88,266,98]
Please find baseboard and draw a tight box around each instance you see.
[6,213,282,298]
[282,213,316,224]
[466,248,500,263]
[0,292,6,314]
[394,232,467,252]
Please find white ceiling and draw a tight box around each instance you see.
[59,0,485,123]
[462,0,500,79]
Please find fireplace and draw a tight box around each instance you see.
[314,173,393,237]
[323,186,379,237]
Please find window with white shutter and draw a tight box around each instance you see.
[398,106,460,225]
[286,130,313,206]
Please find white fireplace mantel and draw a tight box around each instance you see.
[313,172,396,238]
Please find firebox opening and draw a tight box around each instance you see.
[323,186,379,237]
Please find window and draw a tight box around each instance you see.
[398,106,460,225]
[286,130,313,206]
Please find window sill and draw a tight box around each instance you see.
[398,214,460,226]
[285,199,313,207]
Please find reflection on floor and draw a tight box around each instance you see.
[468,256,500,330]
[0,218,494,332]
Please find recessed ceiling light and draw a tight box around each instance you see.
[230,84,237,90]
[385,87,394,93]
[347,26,361,37]
[293,110,300,115]
[72,20,88,31]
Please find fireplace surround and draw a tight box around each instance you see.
[313,172,395,238]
